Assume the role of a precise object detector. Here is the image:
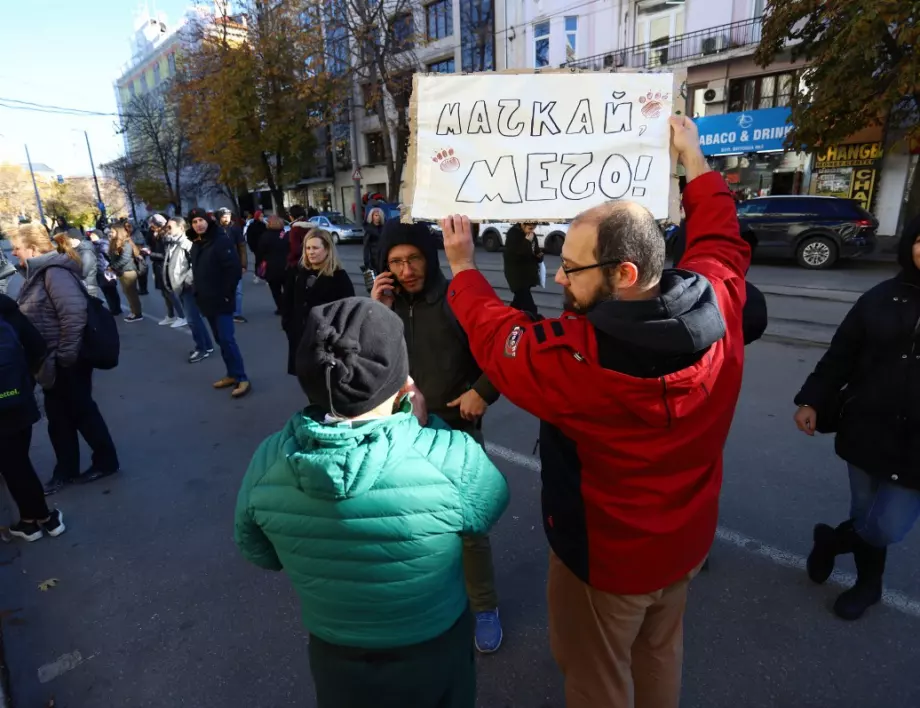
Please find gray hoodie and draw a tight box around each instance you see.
[163,231,195,294]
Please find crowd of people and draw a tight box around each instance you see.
[2,115,920,708]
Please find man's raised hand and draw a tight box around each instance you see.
[440,215,477,276]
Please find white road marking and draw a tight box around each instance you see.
[485,442,920,620]
[37,651,83,684]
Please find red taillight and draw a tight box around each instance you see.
[856,219,873,227]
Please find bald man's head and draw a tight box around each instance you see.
[572,200,665,289]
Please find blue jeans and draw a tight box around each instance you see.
[234,279,243,317]
[180,289,213,353]
[849,464,920,547]
[207,314,247,382]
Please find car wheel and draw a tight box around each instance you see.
[796,236,837,270]
[330,232,340,245]
[545,233,564,256]
[482,231,501,252]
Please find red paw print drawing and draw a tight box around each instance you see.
[432,148,460,172]
[638,91,669,119]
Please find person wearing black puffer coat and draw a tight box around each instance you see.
[256,215,289,315]
[502,223,543,316]
[793,218,920,621]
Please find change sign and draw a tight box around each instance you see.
[402,71,679,222]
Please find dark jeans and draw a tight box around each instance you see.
[510,288,538,315]
[97,275,122,314]
[0,427,50,520]
[849,464,920,547]
[180,290,212,352]
[137,257,150,293]
[268,278,284,313]
[44,363,119,479]
[207,314,247,381]
[308,608,475,708]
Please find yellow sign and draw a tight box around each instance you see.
[815,142,883,169]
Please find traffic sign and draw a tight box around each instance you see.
[352,167,362,181]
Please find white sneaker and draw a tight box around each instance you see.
[170,318,188,328]
[158,316,176,326]
[252,276,262,284]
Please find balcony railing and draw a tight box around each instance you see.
[564,16,763,72]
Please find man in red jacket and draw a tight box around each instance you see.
[439,116,749,708]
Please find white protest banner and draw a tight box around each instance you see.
[402,71,678,223]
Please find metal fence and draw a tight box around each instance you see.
[564,16,763,72]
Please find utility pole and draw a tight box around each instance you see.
[24,144,45,225]
[84,131,107,221]
[348,92,363,224]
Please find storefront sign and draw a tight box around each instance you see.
[695,108,793,156]
[402,71,682,222]
[812,141,883,212]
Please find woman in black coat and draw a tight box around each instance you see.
[794,218,920,621]
[363,207,385,271]
[502,223,543,315]
[256,215,290,314]
[281,228,354,375]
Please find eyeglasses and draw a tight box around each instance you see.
[560,259,622,276]
[388,254,425,271]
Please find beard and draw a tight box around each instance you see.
[562,280,615,314]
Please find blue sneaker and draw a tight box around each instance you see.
[474,609,503,653]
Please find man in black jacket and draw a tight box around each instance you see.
[371,220,505,654]
[0,294,66,540]
[188,209,250,398]
[502,222,543,315]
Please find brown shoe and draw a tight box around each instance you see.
[231,381,251,398]
[213,377,238,389]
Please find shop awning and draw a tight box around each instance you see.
[694,107,793,156]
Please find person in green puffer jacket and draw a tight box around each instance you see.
[234,297,510,708]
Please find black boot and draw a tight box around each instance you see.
[833,538,886,621]
[807,520,857,584]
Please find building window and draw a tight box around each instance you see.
[534,21,550,68]
[366,132,386,164]
[728,72,796,113]
[333,122,352,170]
[428,57,455,73]
[460,0,494,72]
[153,61,162,85]
[168,53,176,75]
[635,1,685,66]
[565,17,578,63]
[389,12,414,52]
[426,0,453,40]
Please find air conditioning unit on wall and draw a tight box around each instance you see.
[703,85,726,104]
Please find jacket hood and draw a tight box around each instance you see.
[588,269,726,355]
[25,251,82,278]
[377,219,444,296]
[898,216,920,284]
[287,403,418,500]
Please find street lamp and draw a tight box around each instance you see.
[70,128,107,221]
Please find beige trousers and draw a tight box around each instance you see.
[119,271,142,317]
[548,551,702,708]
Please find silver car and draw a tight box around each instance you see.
[307,213,364,243]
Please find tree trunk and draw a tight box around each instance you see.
[260,152,285,217]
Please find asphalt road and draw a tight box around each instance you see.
[0,245,915,708]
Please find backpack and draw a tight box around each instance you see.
[0,315,31,413]
[45,267,120,370]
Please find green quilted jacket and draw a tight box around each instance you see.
[233,403,510,649]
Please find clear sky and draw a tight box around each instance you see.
[0,0,193,177]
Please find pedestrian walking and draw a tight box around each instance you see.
[216,208,248,323]
[125,221,149,295]
[281,228,353,376]
[372,220,504,653]
[234,296,509,708]
[246,210,267,284]
[10,223,121,494]
[106,223,144,322]
[502,222,543,316]
[187,208,250,398]
[0,294,66,541]
[438,115,751,708]
[363,207,385,272]
[794,217,920,621]
[256,215,289,316]
[146,214,187,327]
[286,205,311,269]
[164,217,213,363]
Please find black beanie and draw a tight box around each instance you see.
[297,297,409,417]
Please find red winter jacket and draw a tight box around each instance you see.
[448,171,750,594]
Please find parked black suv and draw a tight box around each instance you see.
[736,196,878,269]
